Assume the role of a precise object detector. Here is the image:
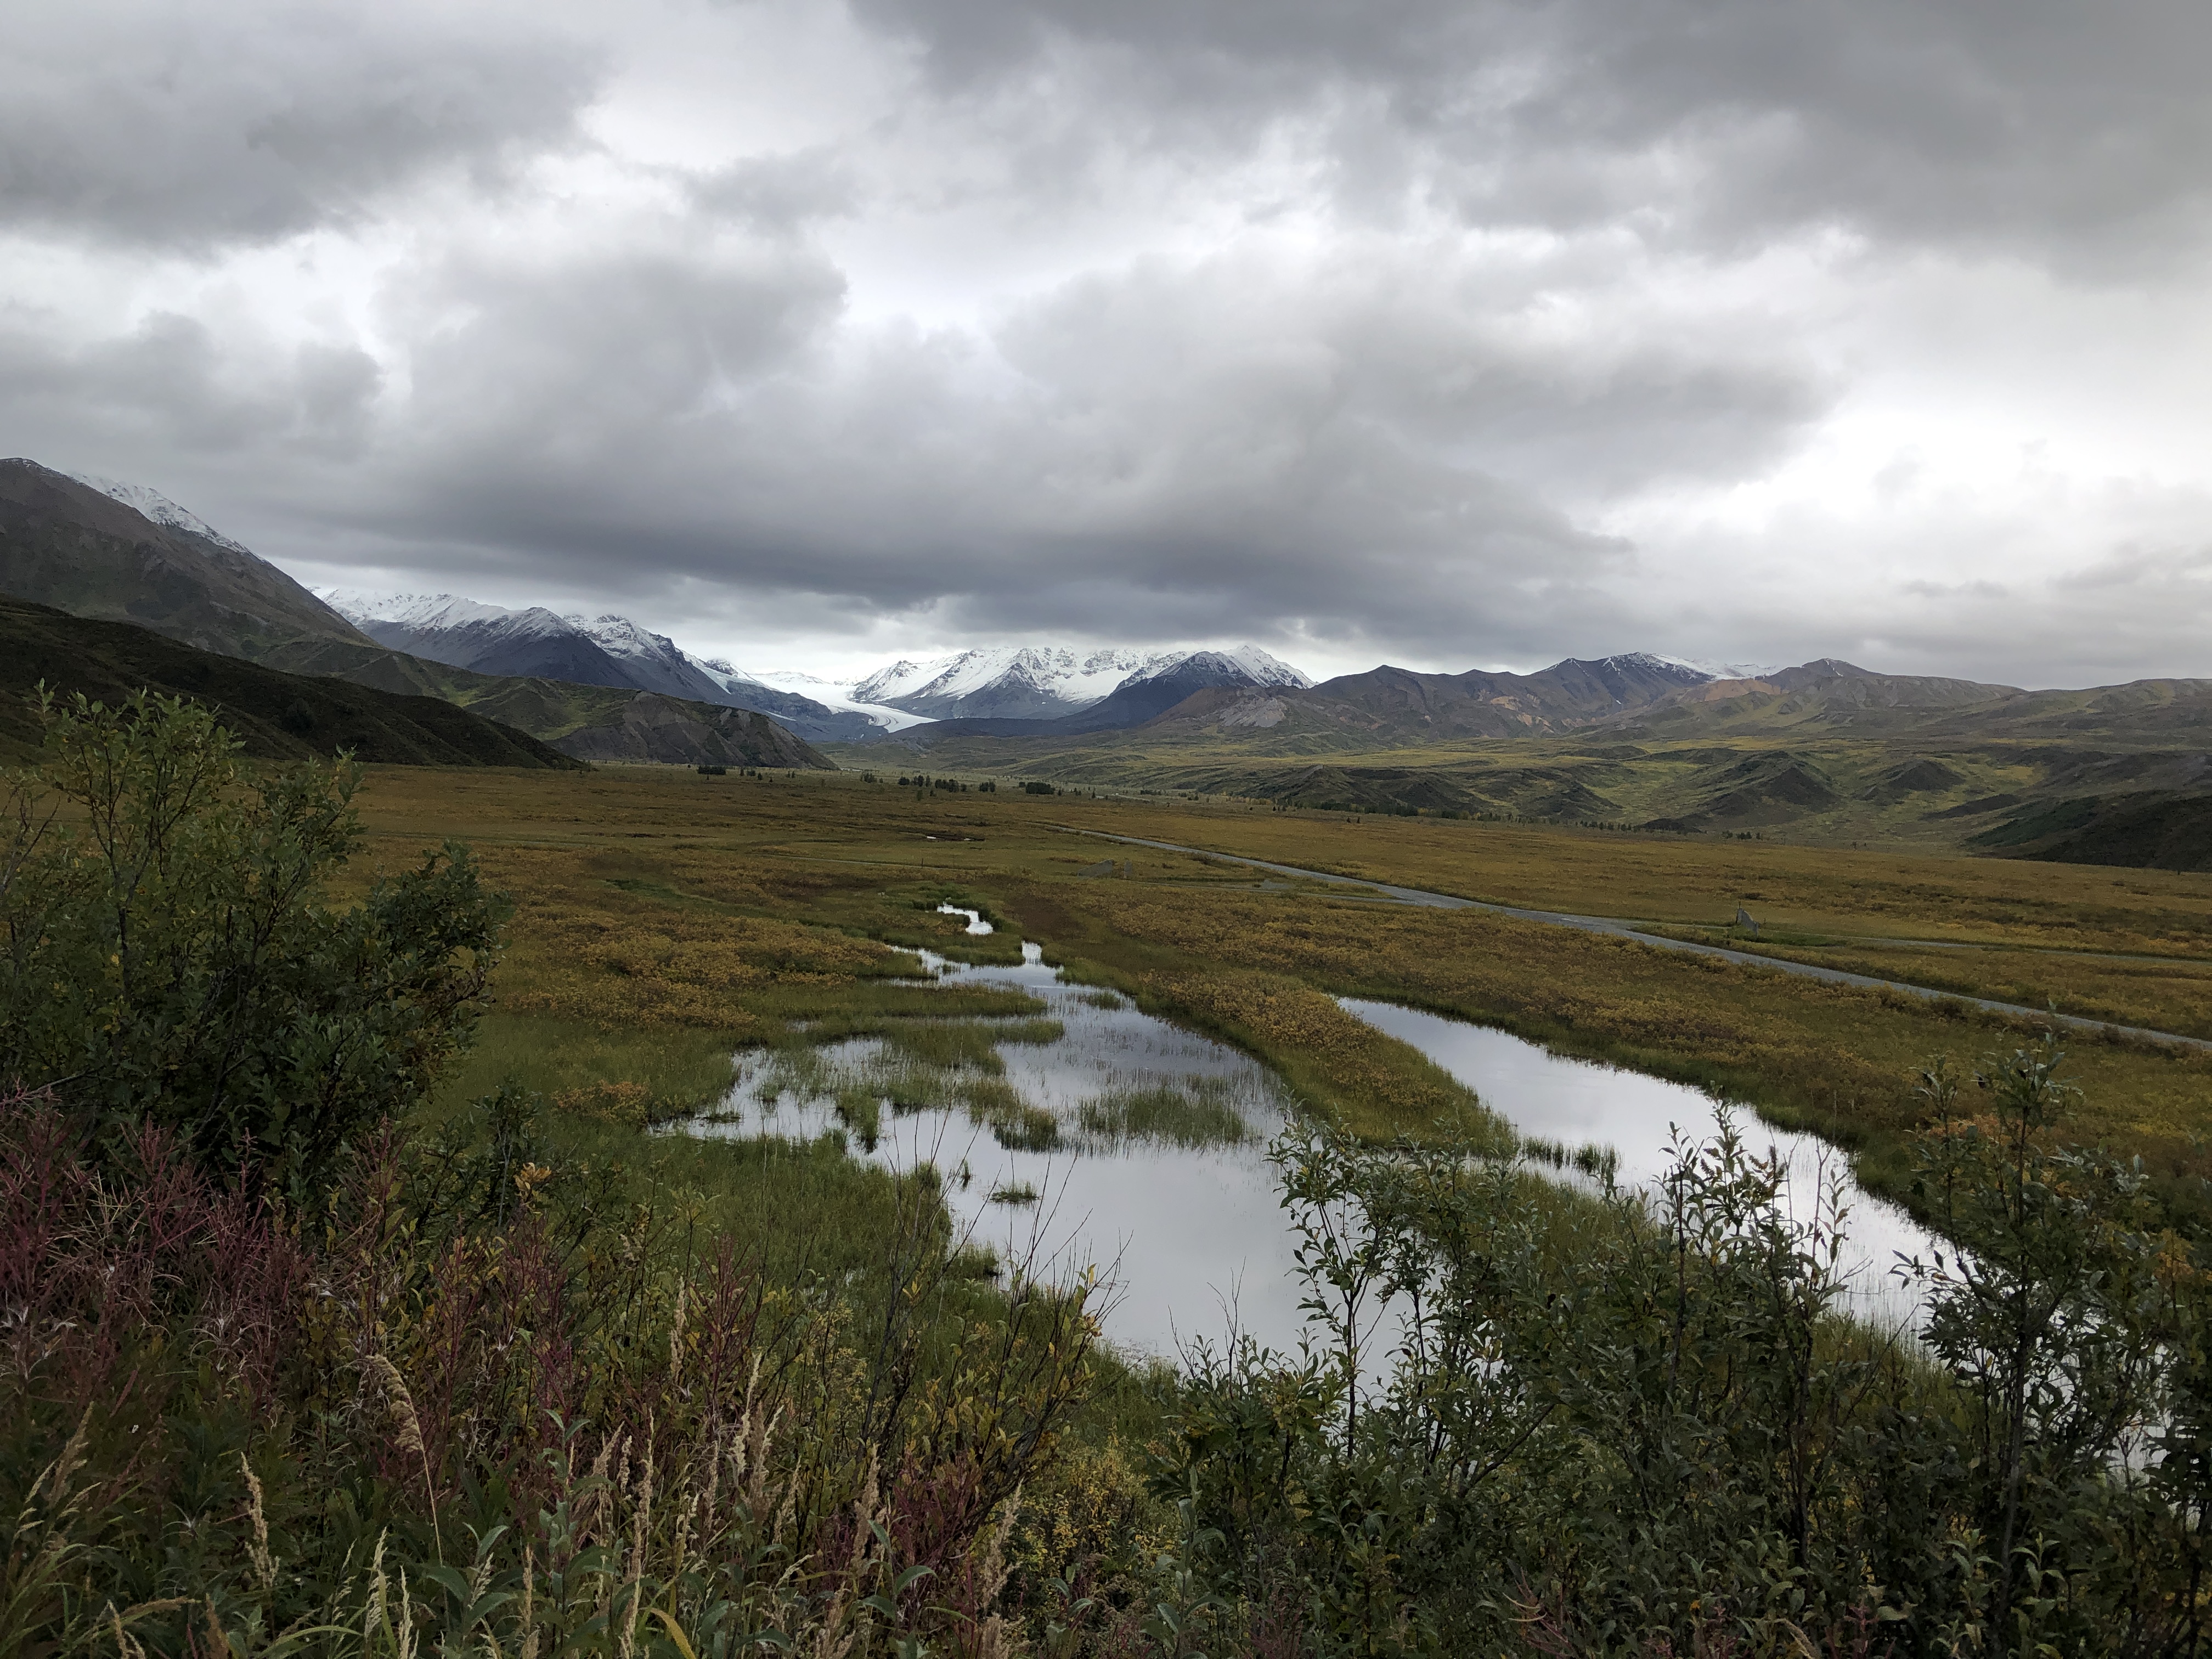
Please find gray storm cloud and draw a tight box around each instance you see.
[857,0,2212,262]
[0,1,602,250]
[2,0,2209,681]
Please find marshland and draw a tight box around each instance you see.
[7,702,2212,1656]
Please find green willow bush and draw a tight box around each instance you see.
[0,690,504,1199]
[1152,1041,2212,1657]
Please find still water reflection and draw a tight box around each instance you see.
[1339,999,1937,1329]
[676,939,1937,1361]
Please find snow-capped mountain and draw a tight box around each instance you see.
[852,647,1165,719]
[852,644,1311,721]
[1122,646,1311,692]
[323,591,700,696]
[67,472,256,557]
[318,591,894,743]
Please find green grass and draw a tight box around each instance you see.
[879,1017,1066,1071]
[441,1012,746,1120]
[1077,1080,1256,1148]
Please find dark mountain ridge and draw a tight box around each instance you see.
[262,636,834,770]
[0,460,370,659]
[0,464,833,769]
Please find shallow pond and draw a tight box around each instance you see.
[1339,999,1938,1329]
[686,940,1305,1360]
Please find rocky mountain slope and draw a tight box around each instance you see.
[0,461,370,659]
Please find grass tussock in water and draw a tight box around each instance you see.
[879,1016,1065,1072]
[988,1102,1062,1150]
[443,1012,750,1123]
[1078,1077,1256,1148]
[1519,1132,1622,1183]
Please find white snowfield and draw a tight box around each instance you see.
[69,473,255,557]
[1649,652,1780,682]
[851,645,1164,707]
[746,670,933,732]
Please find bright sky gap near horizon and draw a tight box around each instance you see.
[5,1,2211,689]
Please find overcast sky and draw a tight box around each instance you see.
[7,0,2211,687]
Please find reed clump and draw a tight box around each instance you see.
[0,1085,1117,1657]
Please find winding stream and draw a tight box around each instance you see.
[679,921,1938,1358]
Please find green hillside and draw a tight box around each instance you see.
[827,662,2212,870]
[0,598,583,769]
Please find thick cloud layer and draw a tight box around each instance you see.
[4,0,2210,686]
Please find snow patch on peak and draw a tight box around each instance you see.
[1217,645,1312,688]
[850,656,958,703]
[853,642,1311,713]
[1125,645,1312,690]
[1656,654,1786,682]
[1588,652,1715,683]
[567,613,689,668]
[319,590,520,630]
[70,473,252,555]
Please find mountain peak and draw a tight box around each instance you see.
[1127,645,1313,690]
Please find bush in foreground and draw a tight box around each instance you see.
[0,690,504,1201]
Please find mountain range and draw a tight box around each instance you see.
[320,592,902,746]
[4,455,2205,866]
[0,461,832,770]
[882,653,2212,867]
[329,592,1319,731]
